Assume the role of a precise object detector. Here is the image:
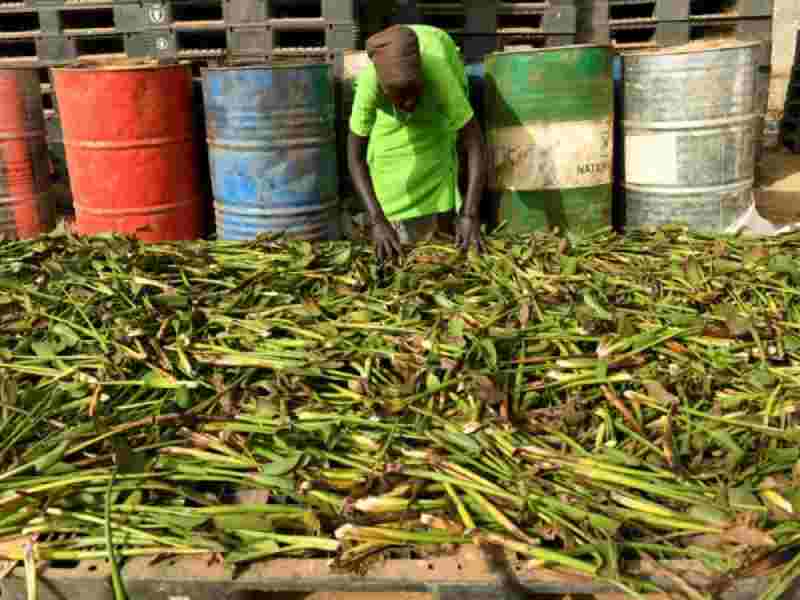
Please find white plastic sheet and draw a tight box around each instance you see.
[726,194,800,236]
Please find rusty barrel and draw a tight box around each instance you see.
[621,41,760,231]
[0,67,53,239]
[52,61,205,241]
[202,63,339,241]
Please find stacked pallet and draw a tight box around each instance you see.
[361,0,578,62]
[122,0,359,64]
[0,0,359,64]
[578,0,773,115]
[577,0,772,48]
[226,0,358,62]
[0,0,360,185]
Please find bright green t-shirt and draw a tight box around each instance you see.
[349,25,474,222]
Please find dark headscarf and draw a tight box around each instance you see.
[366,26,422,91]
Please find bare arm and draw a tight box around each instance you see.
[347,131,385,223]
[459,117,486,216]
[455,117,486,251]
[347,131,402,259]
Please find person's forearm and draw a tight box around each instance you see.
[460,119,486,218]
[347,132,386,223]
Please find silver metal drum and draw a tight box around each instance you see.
[621,41,761,231]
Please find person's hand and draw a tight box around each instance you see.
[455,214,483,253]
[371,215,403,262]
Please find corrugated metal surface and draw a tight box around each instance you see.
[202,63,339,241]
[485,45,614,234]
[621,41,760,232]
[0,68,52,240]
[52,61,205,242]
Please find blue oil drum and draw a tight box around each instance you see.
[201,63,339,241]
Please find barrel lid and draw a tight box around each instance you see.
[487,43,612,58]
[52,58,190,72]
[0,62,45,71]
[204,59,331,72]
[622,39,761,58]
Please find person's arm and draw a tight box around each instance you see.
[455,117,486,252]
[347,65,403,261]
[348,131,402,260]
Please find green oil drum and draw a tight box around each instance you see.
[484,45,614,234]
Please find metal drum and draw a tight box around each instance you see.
[621,41,760,232]
[202,63,339,241]
[52,61,205,241]
[0,67,52,239]
[485,45,614,234]
[336,51,369,202]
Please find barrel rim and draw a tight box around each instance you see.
[52,58,191,73]
[621,40,761,58]
[0,64,46,72]
[486,44,612,59]
[203,62,331,73]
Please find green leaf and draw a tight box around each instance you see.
[448,318,465,338]
[434,294,457,310]
[560,256,578,276]
[684,257,704,285]
[769,255,800,284]
[481,339,498,369]
[750,365,776,389]
[249,474,295,490]
[176,386,193,410]
[33,440,69,473]
[152,293,190,308]
[31,341,57,358]
[332,247,352,266]
[214,514,276,531]
[52,323,80,348]
[729,486,763,511]
[141,370,188,389]
[582,290,613,321]
[784,336,800,352]
[665,312,702,328]
[261,453,303,476]
[426,372,441,390]
[430,430,482,455]
[349,310,371,323]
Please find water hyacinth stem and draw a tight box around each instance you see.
[0,229,798,592]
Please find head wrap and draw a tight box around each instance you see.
[366,26,422,91]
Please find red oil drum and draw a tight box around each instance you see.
[0,67,53,239]
[51,61,205,241]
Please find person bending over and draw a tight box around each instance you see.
[347,25,487,260]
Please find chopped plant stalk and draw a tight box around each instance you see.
[0,228,798,594]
